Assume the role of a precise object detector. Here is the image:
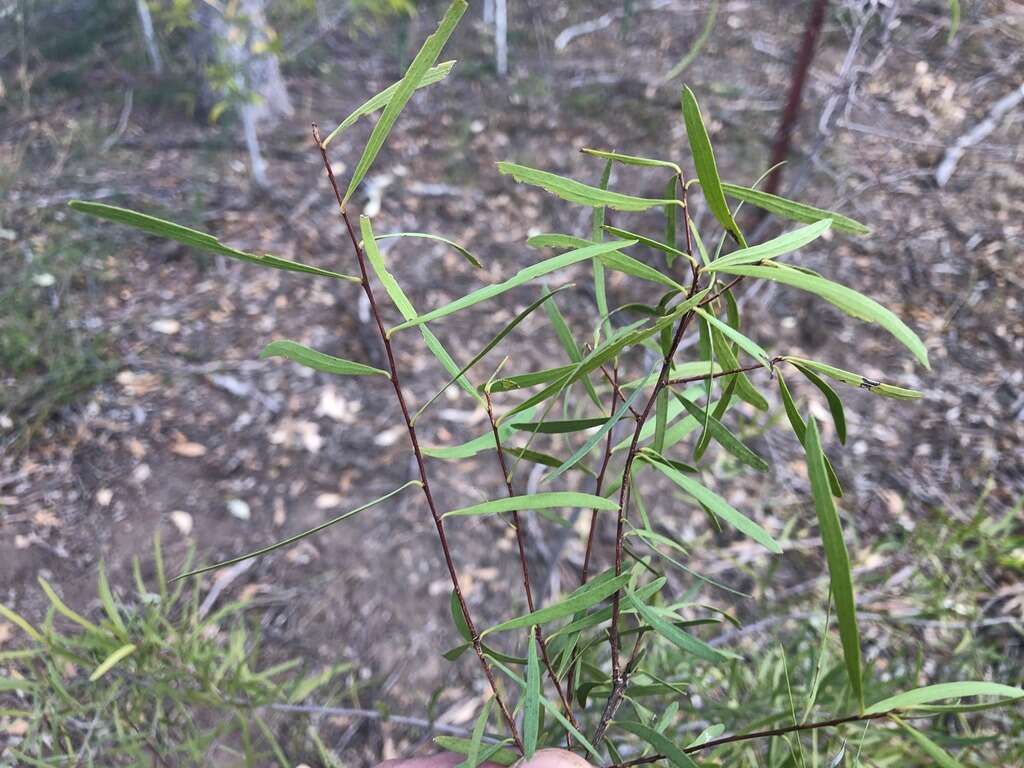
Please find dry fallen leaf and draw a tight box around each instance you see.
[227,498,251,521]
[33,510,60,528]
[171,439,207,458]
[315,492,343,510]
[150,318,181,335]
[116,370,160,397]
[170,510,194,536]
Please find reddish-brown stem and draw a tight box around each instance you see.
[699,274,744,308]
[608,710,894,767]
[595,177,702,745]
[312,125,523,753]
[666,358,782,388]
[483,391,581,733]
[598,364,641,420]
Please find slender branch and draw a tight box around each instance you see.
[609,710,895,767]
[598,364,641,420]
[699,274,743,308]
[312,125,523,754]
[666,357,782,387]
[483,391,581,733]
[595,180,700,745]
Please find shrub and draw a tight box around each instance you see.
[62,1,1022,765]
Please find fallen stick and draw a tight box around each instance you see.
[935,83,1024,187]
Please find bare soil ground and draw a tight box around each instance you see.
[2,1,1022,763]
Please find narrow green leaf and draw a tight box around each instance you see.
[790,361,847,443]
[97,561,126,637]
[580,148,681,174]
[705,219,832,269]
[804,418,862,709]
[540,285,603,409]
[389,240,635,334]
[69,201,360,282]
[444,492,617,520]
[721,183,869,235]
[483,571,632,635]
[463,696,493,768]
[261,340,390,378]
[865,682,1024,715]
[89,644,137,682]
[434,737,517,767]
[708,325,769,411]
[643,452,781,553]
[375,231,482,269]
[778,371,842,497]
[695,308,770,367]
[174,481,421,580]
[38,577,99,632]
[511,417,609,435]
[498,162,681,212]
[489,364,579,393]
[664,175,679,264]
[592,159,614,334]
[614,720,700,768]
[0,604,43,643]
[625,590,731,663]
[423,409,535,460]
[786,357,923,400]
[681,86,744,245]
[674,394,769,471]
[524,628,541,758]
[712,263,930,368]
[602,225,692,267]
[323,61,455,147]
[893,718,963,768]
[653,388,669,454]
[414,287,572,422]
[343,0,467,206]
[361,215,484,406]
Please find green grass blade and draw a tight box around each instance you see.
[803,418,862,709]
[342,1,467,206]
[893,718,963,768]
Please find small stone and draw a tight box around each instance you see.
[227,498,251,521]
[170,510,194,536]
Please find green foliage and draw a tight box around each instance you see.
[0,537,354,766]
[64,3,1020,765]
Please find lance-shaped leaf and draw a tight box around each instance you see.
[789,360,847,443]
[614,721,700,768]
[322,61,455,147]
[603,225,693,267]
[715,263,930,368]
[777,371,843,497]
[361,216,484,405]
[483,571,632,635]
[580,147,681,174]
[261,340,390,378]
[434,737,517,767]
[374,231,482,269]
[893,718,963,768]
[706,324,769,411]
[69,201,360,282]
[343,0,467,206]
[422,408,536,460]
[721,182,870,235]
[643,451,781,554]
[674,393,769,470]
[529,233,684,291]
[523,628,541,758]
[695,308,771,368]
[681,86,745,246]
[497,162,681,212]
[413,287,572,422]
[540,284,603,409]
[389,240,635,334]
[804,417,863,709]
[625,590,732,663]
[511,416,609,435]
[704,219,832,269]
[174,481,421,580]
[443,491,617,520]
[489,364,579,393]
[864,681,1024,715]
[785,357,923,400]
[465,696,493,768]
[592,158,614,334]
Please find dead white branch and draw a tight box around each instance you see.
[935,83,1024,187]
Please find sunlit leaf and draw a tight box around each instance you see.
[721,183,870,235]
[789,360,847,443]
[614,720,700,768]
[804,418,862,709]
[69,201,360,282]
[785,357,923,400]
[374,231,482,269]
[483,571,632,635]
[580,148,681,174]
[389,240,635,333]
[342,0,467,206]
[705,219,832,269]
[498,162,681,212]
[523,627,541,758]
[323,61,455,147]
[624,589,732,663]
[89,644,137,682]
[864,682,1024,715]
[443,492,618,520]
[261,340,390,378]
[711,263,929,368]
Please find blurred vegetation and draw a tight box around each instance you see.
[0,537,356,767]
